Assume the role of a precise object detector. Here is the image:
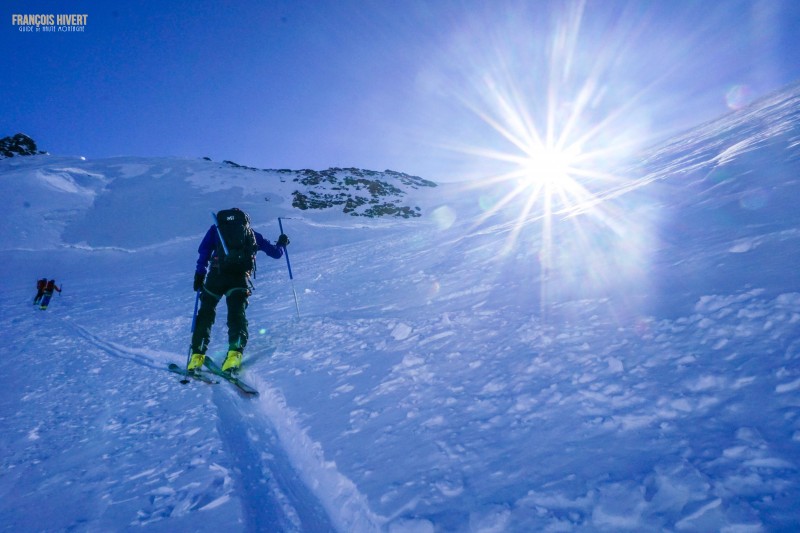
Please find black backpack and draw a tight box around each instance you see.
[214,208,258,275]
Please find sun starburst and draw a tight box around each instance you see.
[432,2,660,318]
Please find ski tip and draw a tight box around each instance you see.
[240,385,259,397]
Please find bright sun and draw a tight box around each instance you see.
[432,2,650,318]
[426,1,664,320]
[522,146,576,187]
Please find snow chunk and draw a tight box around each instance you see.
[469,505,511,533]
[776,293,800,306]
[729,239,755,253]
[744,457,794,469]
[686,375,725,392]
[199,494,231,511]
[128,468,157,481]
[675,498,722,530]
[390,323,413,341]
[592,482,646,529]
[775,378,800,393]
[607,357,624,373]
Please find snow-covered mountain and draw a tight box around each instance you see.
[1,154,435,252]
[1,82,799,532]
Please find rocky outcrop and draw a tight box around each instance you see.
[0,133,44,158]
[290,167,436,218]
[205,158,438,219]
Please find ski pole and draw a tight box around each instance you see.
[278,217,301,319]
[182,290,201,382]
[211,212,229,254]
[190,289,200,333]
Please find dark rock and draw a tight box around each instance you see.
[0,133,43,158]
[289,167,436,218]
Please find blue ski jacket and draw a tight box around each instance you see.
[195,225,283,275]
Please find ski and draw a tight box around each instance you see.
[168,363,218,385]
[203,357,259,396]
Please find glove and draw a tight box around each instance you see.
[193,272,205,292]
[277,234,290,247]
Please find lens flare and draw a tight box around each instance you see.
[430,1,663,318]
[725,84,752,110]
[432,205,457,230]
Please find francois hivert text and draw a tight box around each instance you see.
[12,14,88,32]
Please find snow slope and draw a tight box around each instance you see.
[2,83,800,532]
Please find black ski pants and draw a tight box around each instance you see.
[191,269,250,355]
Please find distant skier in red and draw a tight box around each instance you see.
[39,279,62,310]
[33,278,47,305]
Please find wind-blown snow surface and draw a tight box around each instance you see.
[2,85,800,532]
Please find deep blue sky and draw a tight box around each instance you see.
[3,0,800,181]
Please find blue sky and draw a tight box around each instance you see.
[3,0,800,181]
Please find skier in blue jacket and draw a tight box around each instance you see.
[188,208,289,373]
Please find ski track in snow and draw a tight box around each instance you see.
[36,314,340,532]
[0,312,236,531]
[1,242,381,531]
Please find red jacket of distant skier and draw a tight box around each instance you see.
[45,280,61,292]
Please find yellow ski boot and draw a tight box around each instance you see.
[187,353,205,372]
[221,350,242,373]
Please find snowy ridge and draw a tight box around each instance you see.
[0,154,434,251]
[2,82,800,531]
[253,378,384,532]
